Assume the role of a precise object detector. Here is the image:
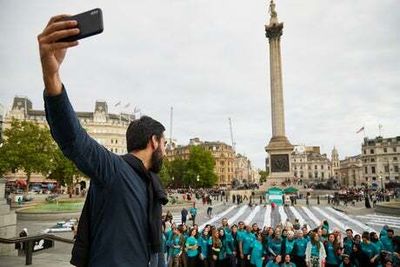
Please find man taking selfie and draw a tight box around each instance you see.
[38,14,168,267]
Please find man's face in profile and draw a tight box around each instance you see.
[150,136,166,173]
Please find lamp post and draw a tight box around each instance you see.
[196,175,200,188]
[171,176,175,188]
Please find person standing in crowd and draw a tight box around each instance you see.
[198,226,210,267]
[168,226,185,267]
[282,254,296,267]
[305,232,326,267]
[339,254,353,267]
[266,254,282,267]
[239,225,256,267]
[370,232,384,254]
[181,208,188,225]
[189,203,197,226]
[248,232,265,267]
[324,233,341,267]
[350,243,368,266]
[343,229,354,256]
[360,231,380,266]
[268,228,283,257]
[185,228,198,267]
[225,225,237,267]
[381,229,395,253]
[282,231,295,256]
[218,228,228,267]
[293,230,308,267]
[209,228,222,267]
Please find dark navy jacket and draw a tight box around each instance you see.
[44,88,151,266]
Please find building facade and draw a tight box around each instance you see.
[2,96,135,182]
[166,138,237,187]
[331,147,340,178]
[338,155,363,187]
[361,136,400,187]
[291,146,331,182]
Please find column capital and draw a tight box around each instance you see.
[265,23,283,39]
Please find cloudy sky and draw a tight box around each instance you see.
[1,0,399,169]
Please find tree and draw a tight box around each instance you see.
[159,160,171,187]
[185,146,218,188]
[169,158,187,188]
[48,148,84,196]
[259,170,269,184]
[1,119,55,191]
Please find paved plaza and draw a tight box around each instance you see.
[1,198,399,267]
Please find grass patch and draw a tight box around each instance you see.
[23,201,84,213]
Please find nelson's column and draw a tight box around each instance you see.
[265,0,294,185]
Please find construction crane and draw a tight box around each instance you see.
[228,117,236,152]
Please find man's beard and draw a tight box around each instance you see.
[150,146,163,173]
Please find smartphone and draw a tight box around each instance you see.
[58,8,104,42]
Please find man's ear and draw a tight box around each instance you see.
[150,135,159,150]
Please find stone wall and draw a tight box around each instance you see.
[0,178,17,256]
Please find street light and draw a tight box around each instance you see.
[196,175,200,188]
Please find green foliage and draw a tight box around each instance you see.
[48,148,84,187]
[161,146,218,188]
[0,119,55,189]
[185,146,217,188]
[259,170,269,183]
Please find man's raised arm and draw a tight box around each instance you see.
[38,15,118,186]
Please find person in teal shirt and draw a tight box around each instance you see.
[197,227,210,266]
[381,229,394,253]
[224,226,236,266]
[189,203,197,226]
[339,254,354,267]
[218,228,227,264]
[282,254,296,267]
[360,232,379,266]
[343,229,354,256]
[185,228,199,267]
[239,225,255,266]
[293,231,308,267]
[268,228,282,257]
[283,231,295,256]
[266,254,282,267]
[370,232,384,253]
[325,233,340,267]
[168,226,185,267]
[249,232,265,267]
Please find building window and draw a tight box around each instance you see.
[321,172,324,179]
[314,172,318,178]
[384,147,387,153]
[394,157,398,161]
[371,158,375,162]
[321,165,324,169]
[364,149,366,154]
[394,147,397,152]
[314,165,317,170]
[384,165,389,173]
[385,176,390,181]
[370,149,374,154]
[371,166,375,174]
[365,167,368,174]
[394,166,399,173]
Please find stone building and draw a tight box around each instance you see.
[234,154,260,184]
[291,145,331,182]
[166,138,236,187]
[331,147,340,178]
[2,96,135,183]
[338,155,364,187]
[361,136,400,187]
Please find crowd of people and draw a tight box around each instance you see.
[161,216,399,267]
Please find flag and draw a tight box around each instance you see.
[114,101,121,107]
[124,103,130,108]
[356,126,364,134]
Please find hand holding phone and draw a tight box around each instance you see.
[58,8,104,42]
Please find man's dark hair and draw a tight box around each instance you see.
[126,116,165,152]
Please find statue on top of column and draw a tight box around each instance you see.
[269,0,277,19]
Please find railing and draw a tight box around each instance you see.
[0,234,74,265]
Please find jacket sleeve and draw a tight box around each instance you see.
[44,86,120,187]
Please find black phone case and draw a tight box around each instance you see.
[59,8,103,42]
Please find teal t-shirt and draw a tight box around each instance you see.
[171,235,183,256]
[343,237,353,256]
[311,243,319,257]
[185,236,198,257]
[294,238,307,257]
[325,242,339,265]
[224,233,235,255]
[266,260,281,267]
[242,232,255,255]
[284,239,295,255]
[250,240,264,267]
[268,238,282,256]
[380,236,394,252]
[197,235,209,257]
[361,242,378,259]
[189,207,197,217]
